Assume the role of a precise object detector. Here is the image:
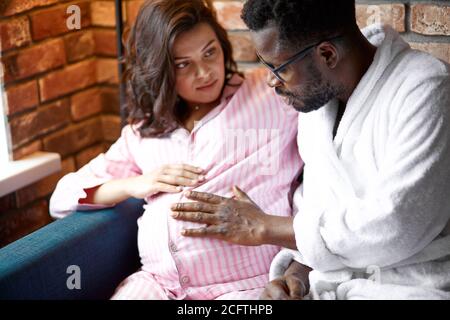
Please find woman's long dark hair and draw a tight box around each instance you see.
[122,0,239,138]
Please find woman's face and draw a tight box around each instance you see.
[172,23,226,107]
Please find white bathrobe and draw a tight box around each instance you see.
[270,24,450,300]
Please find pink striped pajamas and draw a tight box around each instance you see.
[50,69,302,300]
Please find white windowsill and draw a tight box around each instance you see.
[0,151,61,197]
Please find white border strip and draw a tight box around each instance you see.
[0,151,61,197]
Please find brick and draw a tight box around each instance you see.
[229,32,257,62]
[1,0,58,17]
[101,86,120,114]
[2,39,66,83]
[0,16,31,52]
[10,99,70,147]
[64,30,95,63]
[15,157,76,208]
[12,140,43,160]
[71,87,103,121]
[75,143,104,168]
[6,80,39,116]
[96,58,119,84]
[411,4,450,36]
[0,193,17,213]
[213,1,246,30]
[0,200,52,248]
[43,117,103,157]
[356,4,405,32]
[102,115,121,142]
[91,1,116,27]
[126,0,144,26]
[238,63,262,75]
[9,112,37,146]
[39,59,97,102]
[94,29,117,56]
[30,1,91,41]
[410,42,450,64]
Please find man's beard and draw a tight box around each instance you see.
[277,62,343,113]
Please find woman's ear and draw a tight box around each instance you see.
[316,42,339,69]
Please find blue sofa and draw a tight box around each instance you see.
[0,198,144,300]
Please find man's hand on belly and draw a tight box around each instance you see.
[170,186,297,249]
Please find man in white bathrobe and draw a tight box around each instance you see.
[171,0,450,299]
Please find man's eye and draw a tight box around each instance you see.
[176,62,189,69]
[277,66,288,74]
[265,62,275,69]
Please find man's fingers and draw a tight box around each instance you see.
[264,279,290,300]
[232,185,247,199]
[232,186,255,204]
[286,276,307,300]
[181,225,227,237]
[171,202,217,213]
[184,191,227,204]
[259,290,273,300]
[171,211,219,224]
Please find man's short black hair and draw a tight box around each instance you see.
[241,0,356,49]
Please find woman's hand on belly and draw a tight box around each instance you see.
[170,186,296,248]
[126,164,205,199]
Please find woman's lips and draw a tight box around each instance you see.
[196,80,217,90]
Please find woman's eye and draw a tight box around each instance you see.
[176,62,189,69]
[205,48,216,57]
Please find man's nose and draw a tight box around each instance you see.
[266,71,282,88]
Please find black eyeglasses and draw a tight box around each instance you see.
[256,35,343,83]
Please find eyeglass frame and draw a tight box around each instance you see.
[256,35,344,83]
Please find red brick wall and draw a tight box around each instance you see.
[0,0,449,248]
[0,0,121,247]
[209,0,450,67]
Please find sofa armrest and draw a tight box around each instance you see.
[0,198,144,300]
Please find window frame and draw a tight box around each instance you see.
[0,63,61,198]
[0,63,11,165]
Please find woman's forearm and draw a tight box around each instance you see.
[82,178,132,206]
[261,215,297,249]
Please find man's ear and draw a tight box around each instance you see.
[316,42,339,69]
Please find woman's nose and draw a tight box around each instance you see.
[196,63,210,79]
[266,71,282,88]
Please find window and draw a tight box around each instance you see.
[0,62,11,165]
[0,62,61,197]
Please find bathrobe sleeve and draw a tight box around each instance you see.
[49,125,142,219]
[294,75,450,271]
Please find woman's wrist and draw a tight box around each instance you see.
[93,178,135,205]
[122,177,135,198]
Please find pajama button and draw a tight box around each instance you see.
[181,276,190,284]
[170,243,177,252]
